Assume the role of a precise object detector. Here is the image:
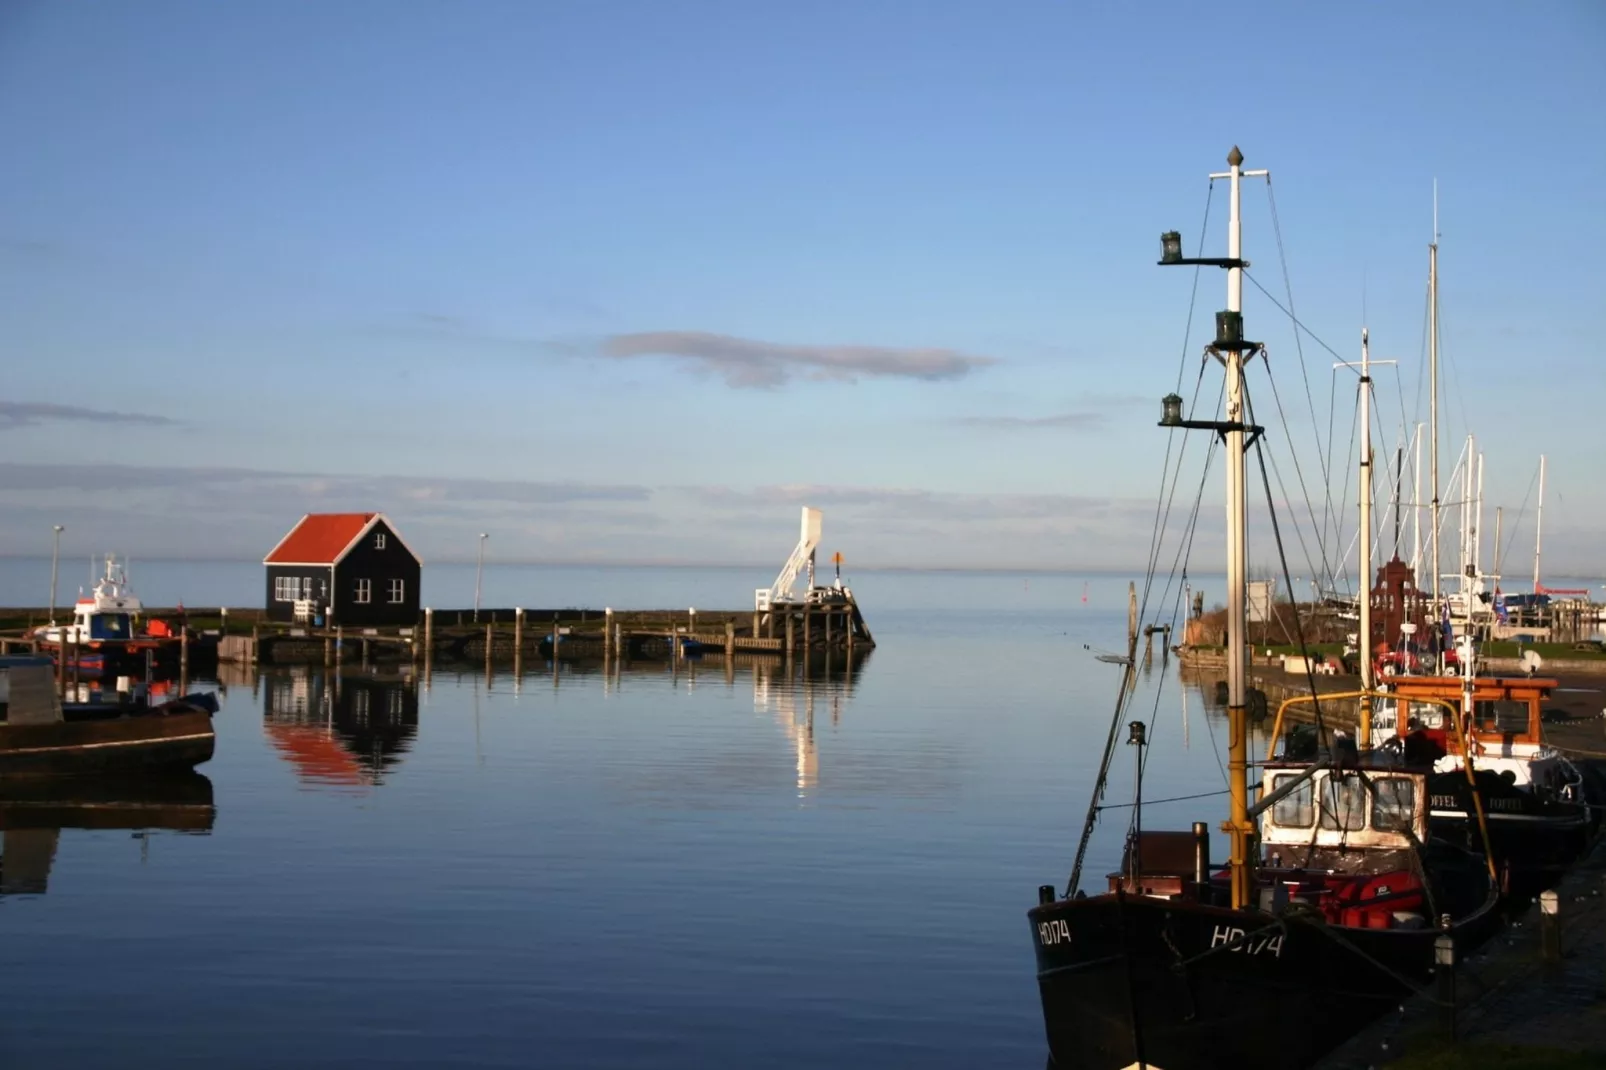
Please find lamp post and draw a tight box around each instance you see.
[474,533,488,623]
[49,525,64,625]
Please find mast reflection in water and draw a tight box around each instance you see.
[262,668,420,789]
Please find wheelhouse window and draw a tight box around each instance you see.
[1271,774,1314,827]
[1370,777,1416,833]
[388,578,405,604]
[1407,701,1446,730]
[1319,775,1367,831]
[354,578,372,604]
[1473,700,1529,733]
[375,532,387,550]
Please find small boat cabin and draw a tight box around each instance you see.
[33,556,143,647]
[1111,762,1439,931]
[1371,675,1565,791]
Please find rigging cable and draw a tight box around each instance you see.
[1064,180,1216,897]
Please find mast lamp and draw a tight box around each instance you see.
[1216,310,1243,348]
[1160,231,1183,264]
[1157,392,1265,445]
[1156,231,1248,270]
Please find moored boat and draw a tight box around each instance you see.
[30,555,214,678]
[1027,147,1503,1070]
[0,655,215,777]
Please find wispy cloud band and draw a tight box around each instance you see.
[0,402,176,430]
[598,330,996,388]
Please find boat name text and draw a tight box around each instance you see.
[1211,925,1284,957]
[1037,919,1072,946]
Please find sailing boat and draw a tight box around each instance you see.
[1027,148,1502,1070]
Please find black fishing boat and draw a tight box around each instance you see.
[1026,147,1503,1070]
[0,655,216,777]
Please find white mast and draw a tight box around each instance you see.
[1216,146,1265,911]
[1357,329,1376,748]
[1534,454,1547,594]
[1429,188,1442,654]
[1411,422,1424,574]
[1158,146,1266,910]
[1474,450,1484,589]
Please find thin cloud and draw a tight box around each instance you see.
[955,411,1106,431]
[0,402,177,430]
[599,330,996,388]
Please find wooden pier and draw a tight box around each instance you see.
[202,599,874,667]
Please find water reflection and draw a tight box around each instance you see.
[0,773,215,895]
[262,667,420,788]
[753,652,866,794]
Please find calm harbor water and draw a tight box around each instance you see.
[3,561,1583,1068]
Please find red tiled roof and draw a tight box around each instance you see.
[264,513,376,565]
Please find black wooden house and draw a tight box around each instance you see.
[263,513,422,627]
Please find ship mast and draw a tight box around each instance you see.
[1158,146,1268,911]
[1357,331,1375,748]
[1336,332,1393,748]
[1429,189,1442,668]
[1534,453,1547,593]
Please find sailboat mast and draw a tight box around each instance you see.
[1429,196,1442,621]
[1534,454,1546,593]
[1358,330,1375,750]
[1475,450,1484,587]
[1494,507,1503,587]
[1412,423,1423,574]
[1393,444,1403,560]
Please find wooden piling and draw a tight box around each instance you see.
[785,612,795,653]
[514,607,524,653]
[725,620,735,657]
[604,608,614,661]
[335,625,343,668]
[485,624,494,669]
[251,624,260,665]
[803,605,813,649]
[752,610,759,642]
[825,608,833,647]
[220,607,229,635]
[180,627,190,680]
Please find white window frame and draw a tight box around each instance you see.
[354,578,371,604]
[387,578,405,604]
[274,576,298,602]
[374,532,387,550]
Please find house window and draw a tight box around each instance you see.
[388,578,405,604]
[301,577,313,599]
[274,577,299,602]
[375,532,387,550]
[354,578,372,604]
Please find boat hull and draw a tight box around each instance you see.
[1029,890,1499,1070]
[0,709,215,777]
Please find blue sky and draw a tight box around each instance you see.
[1,1,1602,575]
